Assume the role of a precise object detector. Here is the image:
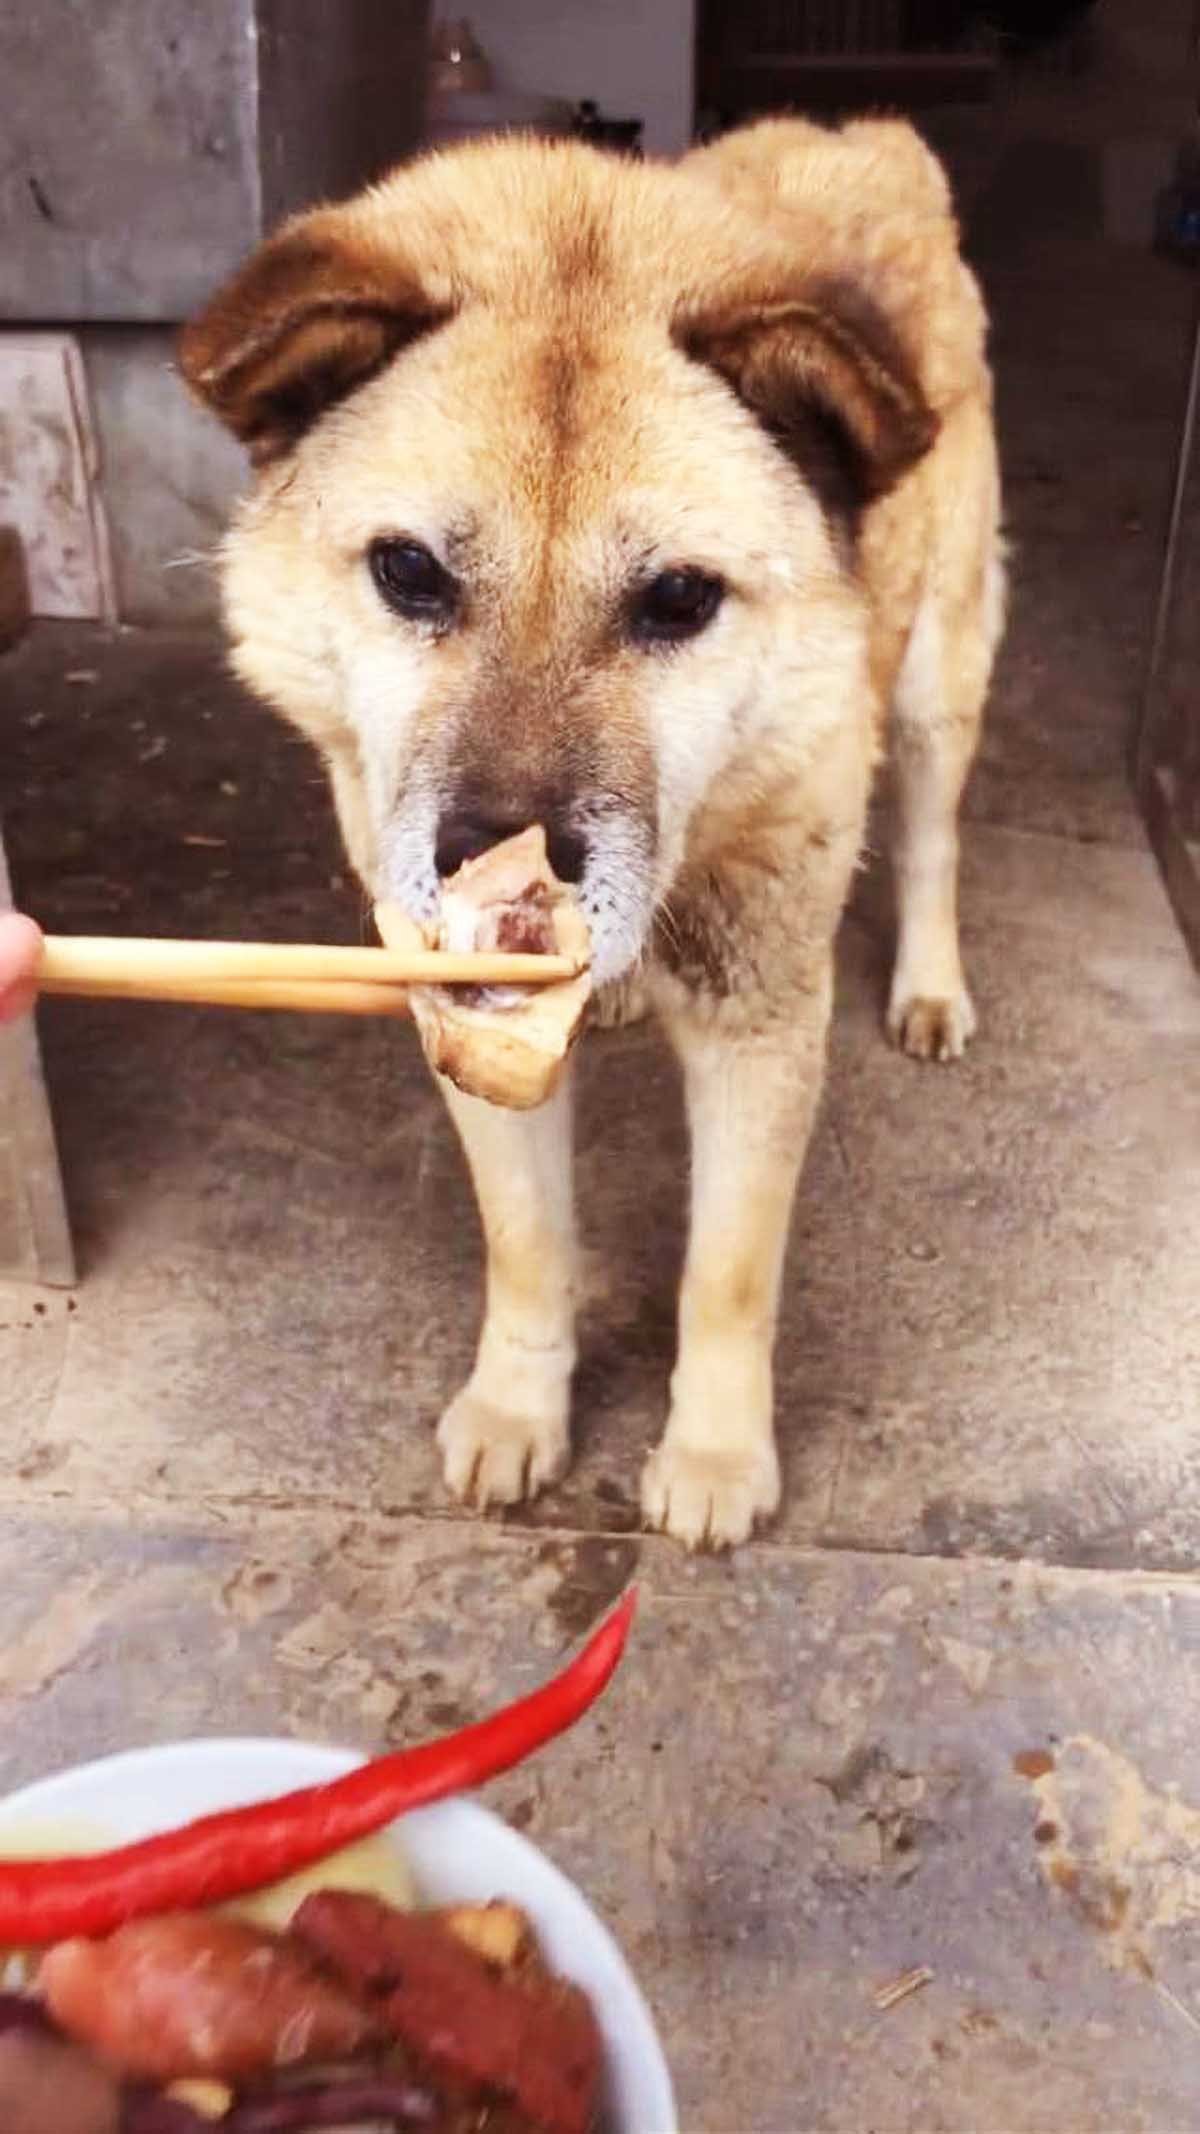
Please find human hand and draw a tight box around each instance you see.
[0,913,43,1023]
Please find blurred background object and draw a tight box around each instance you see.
[425,11,571,152]
[0,530,31,655]
[429,16,493,93]
[573,101,644,155]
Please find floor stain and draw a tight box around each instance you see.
[1019,1734,1200,1972]
[1013,1748,1056,1780]
[0,1576,110,1698]
[544,1534,641,1641]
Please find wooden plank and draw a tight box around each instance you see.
[0,334,116,624]
[0,833,75,1288]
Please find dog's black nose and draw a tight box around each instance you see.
[435,804,587,885]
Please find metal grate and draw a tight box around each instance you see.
[740,2,968,55]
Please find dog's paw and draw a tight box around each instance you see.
[437,1390,569,1509]
[640,1438,780,1551]
[886,986,977,1063]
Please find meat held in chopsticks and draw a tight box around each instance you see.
[376,827,592,1111]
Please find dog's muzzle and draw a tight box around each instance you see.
[383,779,657,988]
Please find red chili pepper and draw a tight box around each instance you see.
[0,1588,637,1946]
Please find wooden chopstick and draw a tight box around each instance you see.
[37,934,585,1014]
[42,974,419,1018]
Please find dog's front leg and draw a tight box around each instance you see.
[435,1073,577,1507]
[643,971,833,1550]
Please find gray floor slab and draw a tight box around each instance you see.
[2,818,1195,1579]
[1,1511,1200,2132]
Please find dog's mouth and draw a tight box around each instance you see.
[378,795,657,989]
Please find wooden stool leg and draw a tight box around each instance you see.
[0,833,74,1287]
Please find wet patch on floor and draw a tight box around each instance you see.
[1018,1735,1200,1978]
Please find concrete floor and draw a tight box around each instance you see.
[3,33,1200,2134]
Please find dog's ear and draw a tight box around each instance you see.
[677,281,938,505]
[179,215,453,466]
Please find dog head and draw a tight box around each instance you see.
[181,133,936,983]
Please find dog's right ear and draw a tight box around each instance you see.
[178,212,453,466]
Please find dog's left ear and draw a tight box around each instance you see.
[677,283,938,504]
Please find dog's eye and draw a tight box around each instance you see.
[630,568,724,645]
[368,538,456,620]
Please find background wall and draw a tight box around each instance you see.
[466,0,697,156]
[80,332,248,627]
[0,0,259,325]
[0,0,430,624]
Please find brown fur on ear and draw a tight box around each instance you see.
[678,280,938,505]
[179,219,453,465]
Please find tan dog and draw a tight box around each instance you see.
[181,116,1003,1549]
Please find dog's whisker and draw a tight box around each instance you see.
[163,547,220,573]
[654,895,684,957]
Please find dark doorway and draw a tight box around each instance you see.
[695,1,996,127]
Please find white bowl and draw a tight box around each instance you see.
[0,1737,677,2134]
